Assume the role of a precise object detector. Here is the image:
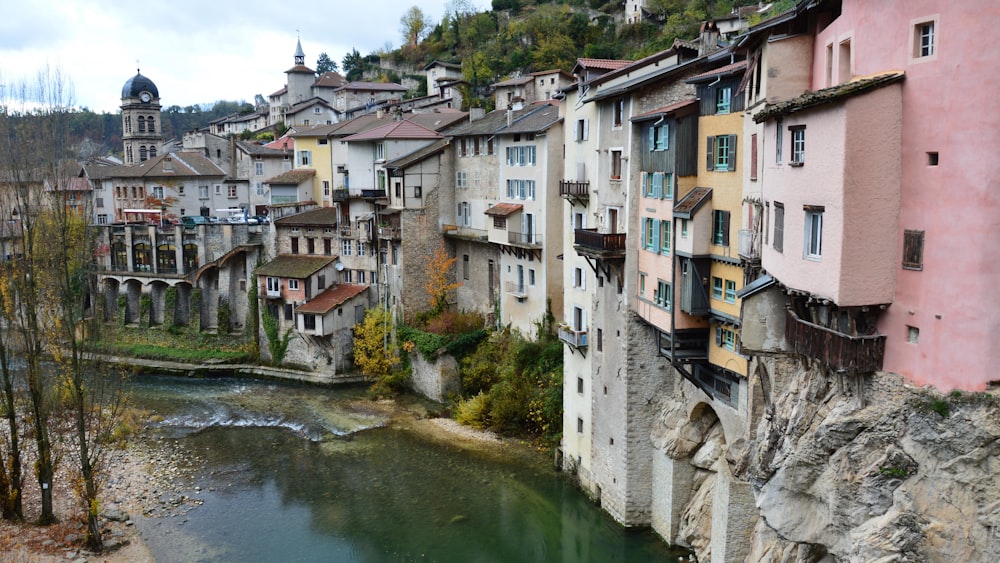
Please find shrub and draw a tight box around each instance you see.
[454,392,491,429]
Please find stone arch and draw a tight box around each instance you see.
[103,278,120,322]
[122,279,143,325]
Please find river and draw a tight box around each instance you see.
[127,375,684,562]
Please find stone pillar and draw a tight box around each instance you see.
[124,281,142,325]
[149,283,166,326]
[103,279,119,322]
[710,461,757,563]
[174,284,191,326]
[651,449,696,543]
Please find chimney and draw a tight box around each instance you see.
[699,21,721,56]
[469,107,486,122]
[507,109,513,127]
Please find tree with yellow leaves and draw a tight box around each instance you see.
[423,241,461,316]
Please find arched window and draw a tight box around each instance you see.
[132,243,151,272]
[126,146,133,163]
[156,243,177,274]
[111,242,128,271]
[182,243,199,272]
[138,116,146,133]
[147,117,155,133]
[149,146,157,158]
[139,146,148,162]
[124,115,131,133]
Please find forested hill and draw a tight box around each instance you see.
[67,0,793,159]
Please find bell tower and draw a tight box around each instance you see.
[120,69,163,165]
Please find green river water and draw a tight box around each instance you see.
[128,375,684,562]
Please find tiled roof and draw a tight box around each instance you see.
[485,202,523,217]
[672,38,699,51]
[340,120,443,142]
[236,141,287,157]
[574,58,634,71]
[287,97,334,113]
[289,123,341,138]
[493,76,533,87]
[631,98,698,121]
[530,69,573,80]
[385,139,449,170]
[423,60,462,71]
[673,187,712,218]
[446,104,559,137]
[338,81,407,92]
[264,136,295,150]
[502,102,561,135]
[102,152,226,179]
[274,206,340,227]
[255,255,335,278]
[313,71,346,88]
[296,284,368,315]
[285,64,315,74]
[753,71,905,123]
[686,60,748,83]
[269,86,287,98]
[264,169,316,185]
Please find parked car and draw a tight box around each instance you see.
[181,215,208,225]
[252,215,270,224]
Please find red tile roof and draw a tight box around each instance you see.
[340,120,443,142]
[631,98,698,120]
[484,202,523,217]
[339,81,407,92]
[264,136,294,150]
[296,284,368,314]
[575,58,633,71]
[686,60,748,82]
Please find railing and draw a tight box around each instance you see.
[332,189,349,201]
[504,281,527,297]
[738,229,761,261]
[559,180,590,198]
[785,309,886,373]
[331,188,386,200]
[558,326,588,348]
[444,225,488,240]
[361,189,386,199]
[378,226,401,239]
[574,228,626,253]
[508,231,542,247]
[340,226,353,238]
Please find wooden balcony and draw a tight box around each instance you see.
[657,328,709,363]
[559,180,590,199]
[378,226,401,240]
[573,228,626,259]
[786,309,885,373]
[332,189,349,202]
[738,229,761,262]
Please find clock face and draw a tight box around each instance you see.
[140,92,151,103]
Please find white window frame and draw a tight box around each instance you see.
[790,126,805,165]
[152,186,164,199]
[288,279,300,290]
[805,210,823,260]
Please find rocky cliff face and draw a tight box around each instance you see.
[737,364,1000,562]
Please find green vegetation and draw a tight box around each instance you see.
[261,306,292,366]
[97,324,253,364]
[879,465,909,479]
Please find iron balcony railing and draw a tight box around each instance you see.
[558,326,588,348]
[785,309,886,373]
[738,229,761,261]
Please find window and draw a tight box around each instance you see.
[773,202,785,252]
[341,240,352,256]
[97,214,108,225]
[613,98,624,127]
[574,267,585,290]
[775,118,783,164]
[655,280,671,310]
[303,314,316,330]
[716,86,732,114]
[725,280,737,303]
[805,208,824,259]
[291,238,299,254]
[493,216,506,229]
[643,172,671,199]
[228,185,238,198]
[456,171,467,188]
[358,271,366,283]
[457,202,471,226]
[255,162,264,176]
[357,241,366,256]
[317,275,326,290]
[577,417,584,433]
[712,210,730,246]
[298,150,311,166]
[577,377,584,394]
[660,220,671,254]
[639,273,646,297]
[902,230,925,270]
[927,152,939,166]
[707,135,736,171]
[375,142,385,161]
[323,181,330,197]
[610,150,622,180]
[790,126,805,165]
[266,277,280,293]
[152,186,163,199]
[644,218,656,251]
[458,138,468,157]
[288,279,300,290]
[199,185,208,200]
[649,123,668,151]
[681,219,688,238]
[307,238,316,255]
[505,146,536,166]
[712,277,724,300]
[750,133,758,181]
[505,179,535,200]
[463,255,469,280]
[528,269,535,286]
[576,119,589,141]
[914,20,936,58]
[284,304,294,321]
[717,326,737,351]
[139,146,148,162]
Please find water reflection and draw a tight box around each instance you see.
[129,376,681,563]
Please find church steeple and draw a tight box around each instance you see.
[294,36,305,66]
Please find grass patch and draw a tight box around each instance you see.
[94,324,252,364]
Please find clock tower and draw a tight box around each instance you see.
[121,70,163,166]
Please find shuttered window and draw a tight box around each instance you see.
[773,202,784,253]
[902,230,924,270]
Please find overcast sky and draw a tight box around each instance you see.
[0,0,489,114]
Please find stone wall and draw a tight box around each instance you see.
[409,350,461,403]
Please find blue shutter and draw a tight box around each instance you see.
[652,219,661,253]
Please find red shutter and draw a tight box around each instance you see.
[750,133,758,181]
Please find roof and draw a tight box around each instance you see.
[237,141,289,157]
[492,76,533,88]
[337,81,407,93]
[313,71,347,89]
[269,86,288,98]
[385,139,450,170]
[530,69,574,80]
[264,169,316,185]
[686,60,748,83]
[630,98,698,122]
[264,136,295,150]
[296,284,368,315]
[289,123,342,138]
[446,103,561,137]
[573,58,634,72]
[122,71,158,98]
[340,120,443,142]
[423,60,462,71]
[97,152,226,180]
[485,202,523,217]
[502,102,562,134]
[736,274,775,299]
[286,97,334,114]
[274,207,339,227]
[285,64,316,75]
[673,187,713,218]
[255,255,335,278]
[753,71,906,123]
[582,55,705,103]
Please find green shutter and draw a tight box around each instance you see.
[727,134,737,171]
[652,219,661,253]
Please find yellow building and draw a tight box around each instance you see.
[288,125,338,206]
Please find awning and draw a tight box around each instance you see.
[484,203,523,217]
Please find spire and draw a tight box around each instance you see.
[294,34,305,66]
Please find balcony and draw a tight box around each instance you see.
[738,229,761,262]
[559,180,589,200]
[332,189,348,202]
[657,328,709,363]
[785,309,886,373]
[504,281,527,299]
[508,231,542,248]
[340,225,354,238]
[558,325,588,348]
[443,225,488,241]
[378,226,401,240]
[361,189,386,199]
[573,228,626,259]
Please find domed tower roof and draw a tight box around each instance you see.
[121,70,159,99]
